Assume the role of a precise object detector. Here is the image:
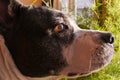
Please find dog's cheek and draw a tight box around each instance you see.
[33,37,68,75]
[52,31,74,46]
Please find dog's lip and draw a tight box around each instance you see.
[67,72,78,77]
[67,72,87,76]
[67,72,91,78]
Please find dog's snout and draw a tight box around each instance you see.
[101,33,114,44]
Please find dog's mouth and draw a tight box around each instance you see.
[61,30,114,77]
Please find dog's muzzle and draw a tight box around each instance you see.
[61,30,114,77]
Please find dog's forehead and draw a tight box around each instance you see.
[19,7,67,26]
[25,7,65,22]
[17,6,78,33]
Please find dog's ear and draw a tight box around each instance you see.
[0,0,9,21]
[0,0,24,22]
[9,0,23,16]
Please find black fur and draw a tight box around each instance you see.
[0,4,74,77]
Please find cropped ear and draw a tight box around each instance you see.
[0,0,24,22]
[8,0,22,16]
[0,0,10,21]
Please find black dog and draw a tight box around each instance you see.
[0,0,114,79]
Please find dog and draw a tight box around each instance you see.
[0,0,114,80]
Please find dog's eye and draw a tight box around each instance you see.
[54,24,68,32]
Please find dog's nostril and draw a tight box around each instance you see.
[109,36,114,44]
[101,33,114,44]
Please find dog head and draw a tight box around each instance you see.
[0,0,114,78]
